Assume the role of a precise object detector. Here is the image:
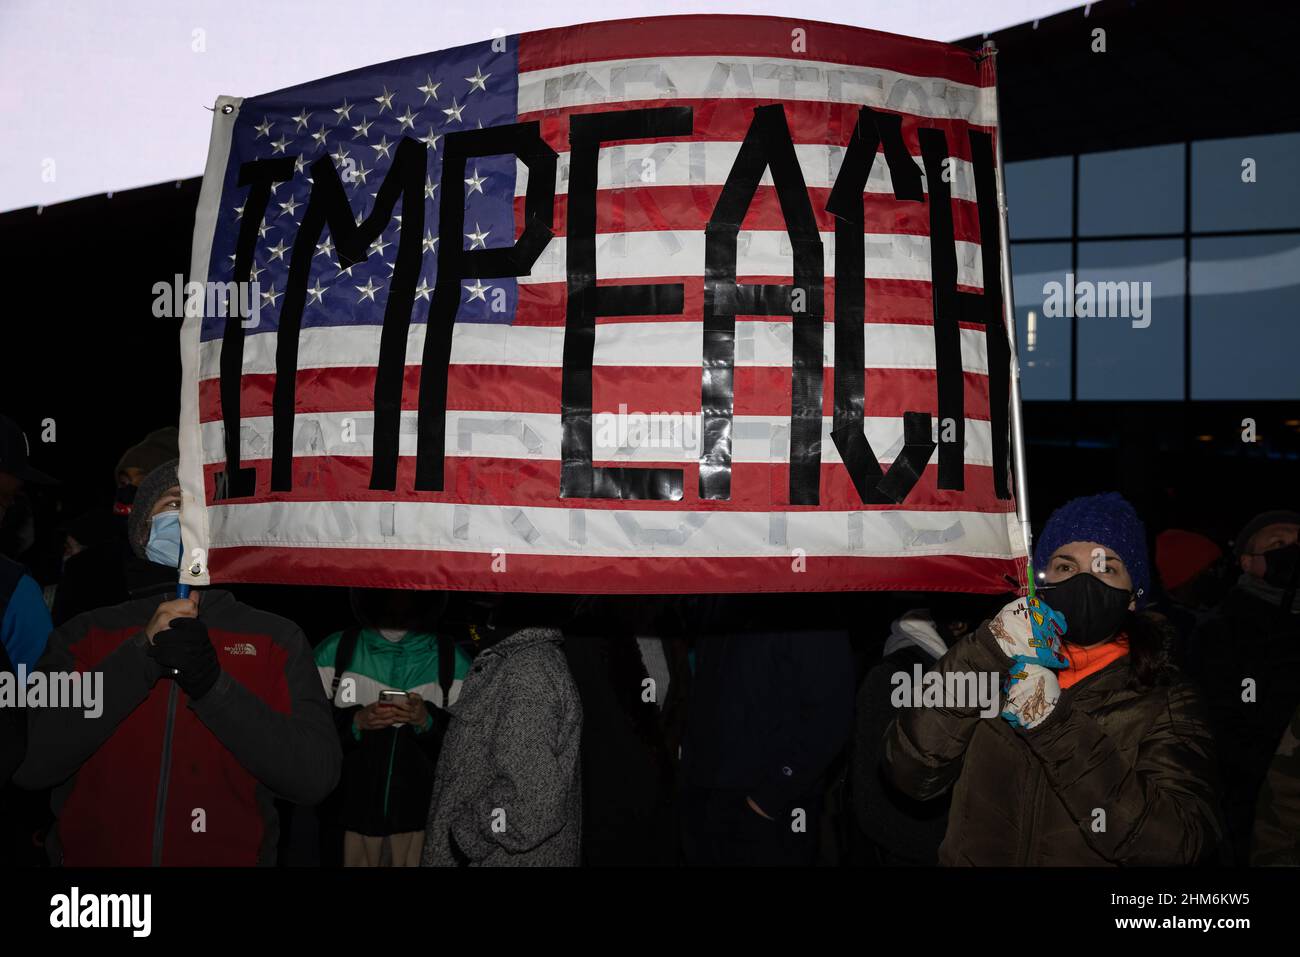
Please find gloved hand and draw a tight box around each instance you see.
[1001,662,1060,730]
[988,595,1070,670]
[147,617,221,701]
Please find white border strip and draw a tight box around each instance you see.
[179,94,242,588]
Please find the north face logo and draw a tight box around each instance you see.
[224,642,257,656]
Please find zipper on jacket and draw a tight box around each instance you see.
[382,727,399,820]
[151,682,180,867]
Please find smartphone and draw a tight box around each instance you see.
[378,690,411,706]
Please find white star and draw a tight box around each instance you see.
[292,108,312,132]
[260,283,282,307]
[442,97,465,124]
[417,127,441,151]
[464,167,486,195]
[249,261,265,281]
[315,237,336,259]
[465,279,492,302]
[465,65,490,94]
[368,235,391,258]
[466,222,490,249]
[355,277,383,302]
[330,143,351,166]
[397,106,419,132]
[270,134,291,154]
[293,155,308,174]
[257,218,273,239]
[232,203,245,219]
[417,75,441,103]
[306,280,327,305]
[333,99,354,123]
[414,278,432,301]
[279,196,301,217]
[267,239,290,262]
[370,135,393,160]
[374,86,396,113]
[424,176,438,200]
[422,229,438,253]
[311,124,329,149]
[352,161,371,185]
[337,261,356,278]
[254,117,273,139]
[352,117,373,140]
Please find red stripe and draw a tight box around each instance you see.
[198,365,991,422]
[515,15,988,90]
[198,457,1011,513]
[524,100,988,157]
[209,544,1021,594]
[516,185,984,243]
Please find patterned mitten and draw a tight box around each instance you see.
[1001,662,1061,730]
[988,596,1070,670]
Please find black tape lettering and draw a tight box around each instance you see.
[215,157,294,500]
[825,107,935,504]
[701,104,824,504]
[561,107,692,500]
[416,122,557,491]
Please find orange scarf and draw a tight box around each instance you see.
[1058,635,1129,689]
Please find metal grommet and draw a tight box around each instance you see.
[221,103,234,115]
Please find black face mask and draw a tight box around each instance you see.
[1261,543,1300,590]
[1039,572,1133,647]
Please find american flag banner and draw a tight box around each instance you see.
[177,14,1029,594]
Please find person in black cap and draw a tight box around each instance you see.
[0,414,58,563]
[0,415,55,675]
[1189,508,1300,865]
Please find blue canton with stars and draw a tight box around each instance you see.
[202,37,519,343]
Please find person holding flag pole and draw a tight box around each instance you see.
[15,460,341,865]
[879,44,1222,866]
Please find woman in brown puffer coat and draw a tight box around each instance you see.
[884,493,1224,866]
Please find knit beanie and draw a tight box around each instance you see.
[1034,492,1150,607]
[127,459,180,559]
[1233,510,1300,558]
[116,427,179,482]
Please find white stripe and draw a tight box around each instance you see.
[198,409,997,468]
[198,321,989,378]
[517,55,995,126]
[209,499,1021,559]
[527,230,983,287]
[518,142,978,202]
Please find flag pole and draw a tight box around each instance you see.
[981,40,1035,595]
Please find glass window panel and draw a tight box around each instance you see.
[1075,240,1185,400]
[1079,144,1184,237]
[1191,235,1300,399]
[1005,156,1072,240]
[1011,242,1072,400]
[1192,132,1300,232]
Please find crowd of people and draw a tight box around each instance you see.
[1,412,1298,867]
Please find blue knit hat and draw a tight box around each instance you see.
[1033,492,1150,607]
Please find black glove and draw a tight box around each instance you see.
[147,618,221,701]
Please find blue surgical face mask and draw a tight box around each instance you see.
[145,510,184,568]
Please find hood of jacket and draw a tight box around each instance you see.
[882,610,947,661]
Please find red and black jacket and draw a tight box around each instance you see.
[15,589,341,866]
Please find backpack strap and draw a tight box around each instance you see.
[329,627,361,704]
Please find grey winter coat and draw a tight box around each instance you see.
[422,628,582,866]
